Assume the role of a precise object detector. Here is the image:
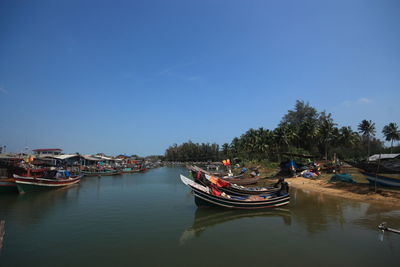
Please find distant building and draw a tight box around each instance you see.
[33,148,63,156]
[116,154,130,160]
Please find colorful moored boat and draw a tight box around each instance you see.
[188,165,260,185]
[204,174,279,196]
[180,175,290,209]
[13,170,82,193]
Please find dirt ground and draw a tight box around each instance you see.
[266,175,400,208]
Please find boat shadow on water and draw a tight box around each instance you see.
[179,207,292,245]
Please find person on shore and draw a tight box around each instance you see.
[290,165,296,177]
[274,177,289,196]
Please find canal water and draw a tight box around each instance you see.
[0,167,399,266]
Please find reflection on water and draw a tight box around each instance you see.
[0,185,79,226]
[0,167,399,266]
[180,207,292,245]
[0,220,4,253]
[291,187,400,236]
[290,187,361,235]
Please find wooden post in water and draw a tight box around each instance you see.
[374,153,381,193]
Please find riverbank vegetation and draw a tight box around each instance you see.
[165,100,400,163]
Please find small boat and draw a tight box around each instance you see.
[361,171,400,188]
[81,169,121,177]
[220,176,259,185]
[0,178,18,193]
[378,222,400,234]
[13,170,82,193]
[180,175,290,209]
[204,174,279,196]
[188,165,260,185]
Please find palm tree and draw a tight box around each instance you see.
[274,125,296,155]
[339,126,359,148]
[298,119,319,151]
[382,123,400,153]
[255,127,273,160]
[318,113,337,160]
[358,120,376,159]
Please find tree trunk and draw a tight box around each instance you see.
[277,145,281,163]
[367,135,370,160]
[391,140,393,154]
[325,142,328,160]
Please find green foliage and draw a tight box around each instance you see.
[164,100,389,162]
[164,141,220,162]
[382,123,400,153]
[357,119,376,158]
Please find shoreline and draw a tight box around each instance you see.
[279,176,400,208]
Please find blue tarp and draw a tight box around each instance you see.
[285,160,298,169]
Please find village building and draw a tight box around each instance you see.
[33,148,63,157]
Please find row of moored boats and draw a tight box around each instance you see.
[0,167,147,194]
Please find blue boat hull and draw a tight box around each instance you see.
[362,172,400,188]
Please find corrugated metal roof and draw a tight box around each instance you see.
[97,156,115,161]
[82,155,101,161]
[53,154,80,160]
[368,154,400,161]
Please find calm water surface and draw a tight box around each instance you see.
[0,167,399,266]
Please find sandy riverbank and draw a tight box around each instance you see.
[281,176,400,207]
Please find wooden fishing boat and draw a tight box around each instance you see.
[220,176,259,185]
[188,165,242,178]
[0,178,18,193]
[204,174,279,196]
[361,171,400,188]
[13,170,82,193]
[188,165,260,185]
[180,175,289,209]
[81,169,121,177]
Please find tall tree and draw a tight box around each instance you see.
[318,112,337,160]
[339,126,359,148]
[280,100,319,129]
[358,120,376,159]
[382,123,400,153]
[298,118,319,152]
[274,125,296,152]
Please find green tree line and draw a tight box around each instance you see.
[165,100,400,162]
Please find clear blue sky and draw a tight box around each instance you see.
[1,0,399,156]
